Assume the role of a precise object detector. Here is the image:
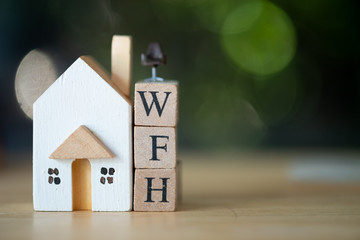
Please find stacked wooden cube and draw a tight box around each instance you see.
[133,81,178,211]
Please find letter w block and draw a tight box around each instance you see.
[135,82,178,127]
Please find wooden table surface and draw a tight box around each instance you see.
[0,151,360,240]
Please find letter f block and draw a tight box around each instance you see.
[135,82,178,127]
[134,126,176,168]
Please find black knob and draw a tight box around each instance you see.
[141,42,166,67]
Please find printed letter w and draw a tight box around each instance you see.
[137,91,172,117]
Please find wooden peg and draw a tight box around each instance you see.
[111,35,132,98]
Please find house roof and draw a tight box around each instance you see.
[79,56,132,105]
[50,125,114,159]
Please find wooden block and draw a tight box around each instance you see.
[50,125,114,159]
[33,57,133,211]
[134,126,176,169]
[176,160,182,203]
[134,168,176,212]
[111,35,132,98]
[72,158,92,210]
[134,81,178,127]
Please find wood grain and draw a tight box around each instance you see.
[134,126,176,169]
[50,125,114,159]
[2,151,360,239]
[134,81,178,127]
[134,168,176,212]
[72,159,92,210]
[111,35,132,98]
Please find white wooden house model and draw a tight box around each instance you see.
[33,51,133,211]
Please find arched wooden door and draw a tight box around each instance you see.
[72,159,92,210]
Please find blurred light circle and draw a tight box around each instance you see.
[221,0,263,34]
[15,50,58,119]
[193,0,240,33]
[221,0,296,76]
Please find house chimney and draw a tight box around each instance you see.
[111,35,132,98]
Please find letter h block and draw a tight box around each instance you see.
[134,169,176,211]
[134,81,178,127]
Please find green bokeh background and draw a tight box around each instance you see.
[0,0,359,151]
